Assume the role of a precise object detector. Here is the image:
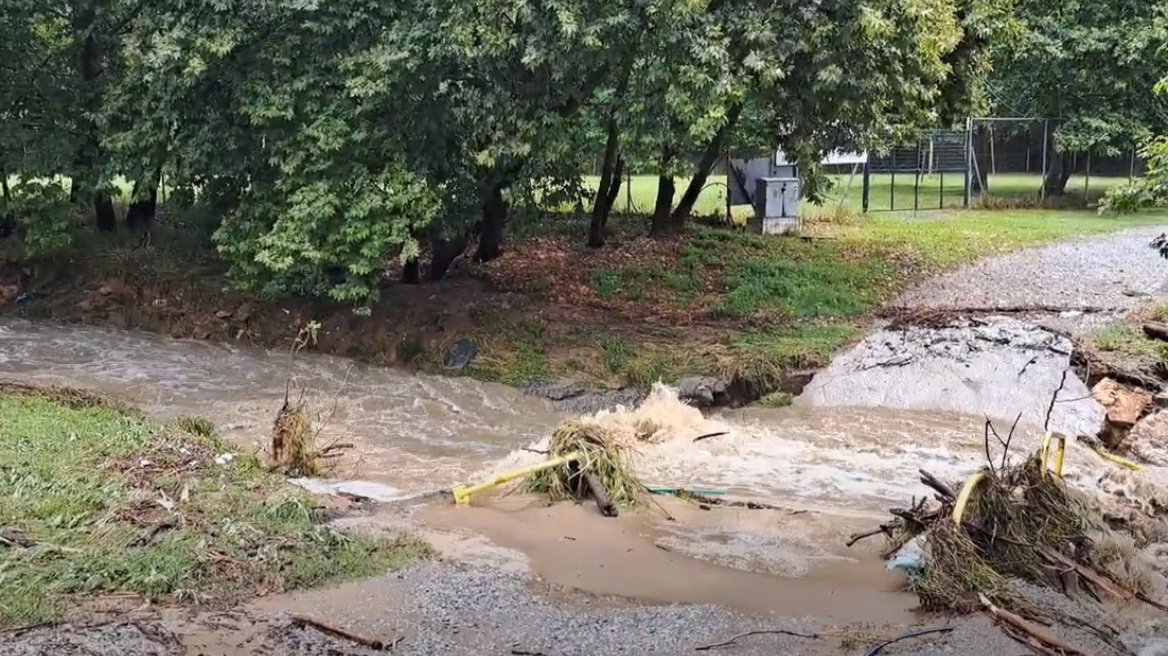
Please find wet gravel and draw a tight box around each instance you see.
[896,226,1168,334]
[0,563,1076,656]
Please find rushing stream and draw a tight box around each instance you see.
[5,316,1164,516]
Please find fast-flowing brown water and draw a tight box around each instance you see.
[6,317,1168,585]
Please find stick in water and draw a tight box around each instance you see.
[290,614,397,651]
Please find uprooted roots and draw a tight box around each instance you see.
[525,419,646,507]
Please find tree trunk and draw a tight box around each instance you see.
[1042,151,1072,197]
[93,192,116,232]
[473,185,507,262]
[401,257,420,284]
[428,234,467,282]
[71,0,115,232]
[671,105,742,225]
[649,173,675,236]
[604,157,625,218]
[0,172,12,238]
[588,121,622,248]
[125,169,161,232]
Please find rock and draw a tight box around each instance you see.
[524,381,644,415]
[673,376,730,408]
[1155,388,1168,409]
[525,380,588,401]
[1132,410,1168,442]
[442,338,478,369]
[1129,411,1168,465]
[1092,378,1151,428]
[98,278,124,296]
[1093,378,1152,449]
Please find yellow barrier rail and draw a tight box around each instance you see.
[451,450,583,504]
[952,470,987,524]
[1039,431,1066,478]
[952,430,1145,523]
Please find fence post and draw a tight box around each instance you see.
[1040,119,1049,202]
[890,168,896,211]
[963,116,973,208]
[1084,150,1091,201]
[862,159,871,213]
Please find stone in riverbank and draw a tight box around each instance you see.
[800,316,1107,438]
[525,375,735,414]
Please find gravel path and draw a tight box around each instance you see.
[896,225,1168,333]
[4,563,1141,656]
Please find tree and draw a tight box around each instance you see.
[1102,74,1168,214]
[989,0,1168,196]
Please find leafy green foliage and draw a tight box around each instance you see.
[2,0,1018,307]
[1101,73,1168,213]
[990,0,1168,155]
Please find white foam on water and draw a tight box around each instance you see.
[485,383,1168,523]
[289,478,411,502]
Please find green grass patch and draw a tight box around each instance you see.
[756,391,794,408]
[1087,323,1168,363]
[588,264,704,304]
[461,316,554,385]
[835,210,1168,270]
[0,390,430,625]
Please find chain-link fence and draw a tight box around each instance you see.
[967,117,1144,206]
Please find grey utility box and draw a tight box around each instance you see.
[750,176,801,235]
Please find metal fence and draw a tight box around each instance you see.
[966,117,1144,205]
[861,129,969,212]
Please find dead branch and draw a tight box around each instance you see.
[979,594,1098,656]
[918,469,955,499]
[127,519,179,548]
[862,626,954,656]
[1044,370,1068,431]
[846,525,892,548]
[1002,411,1023,470]
[692,431,729,443]
[696,628,824,651]
[289,614,398,651]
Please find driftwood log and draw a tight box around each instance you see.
[1143,322,1168,343]
[583,472,618,517]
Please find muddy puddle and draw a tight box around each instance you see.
[408,496,915,621]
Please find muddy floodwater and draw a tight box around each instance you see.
[6,315,1168,636]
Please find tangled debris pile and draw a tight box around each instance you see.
[524,419,646,514]
[852,430,1168,655]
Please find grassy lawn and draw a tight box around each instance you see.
[0,386,429,625]
[580,172,1134,217]
[3,174,1166,400]
[460,207,1168,392]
